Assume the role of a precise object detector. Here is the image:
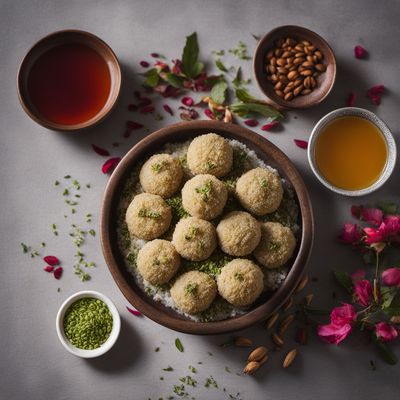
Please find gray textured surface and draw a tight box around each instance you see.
[1,0,399,399]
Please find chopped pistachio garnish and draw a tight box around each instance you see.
[234,272,244,281]
[185,226,199,241]
[138,208,161,218]
[205,160,216,170]
[179,154,187,166]
[267,240,281,251]
[260,178,268,188]
[195,180,212,201]
[151,160,167,173]
[20,242,29,253]
[185,282,198,296]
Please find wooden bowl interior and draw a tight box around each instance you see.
[17,30,121,131]
[254,25,336,109]
[101,121,313,334]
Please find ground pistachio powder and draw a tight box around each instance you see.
[63,297,113,350]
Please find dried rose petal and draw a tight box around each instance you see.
[43,265,54,273]
[354,45,367,59]
[182,96,194,107]
[139,60,150,68]
[294,139,308,149]
[126,306,142,316]
[123,130,131,139]
[53,266,63,280]
[91,144,110,157]
[154,84,180,98]
[150,52,159,58]
[133,90,142,99]
[126,120,144,130]
[43,255,60,266]
[367,85,385,105]
[172,59,183,75]
[138,97,152,107]
[102,157,121,174]
[204,109,215,119]
[244,119,259,127]
[163,104,173,116]
[261,121,279,131]
[346,92,356,107]
[128,104,138,112]
[140,105,155,114]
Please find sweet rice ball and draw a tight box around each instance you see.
[235,167,283,216]
[170,271,217,314]
[217,259,264,307]
[172,217,217,261]
[187,133,233,177]
[125,193,172,240]
[136,239,180,285]
[181,174,228,220]
[216,211,261,256]
[254,222,296,269]
[139,153,183,198]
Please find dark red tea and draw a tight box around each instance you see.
[27,43,111,125]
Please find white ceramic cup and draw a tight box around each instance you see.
[56,290,121,358]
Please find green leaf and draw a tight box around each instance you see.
[377,201,398,215]
[333,270,354,294]
[235,88,256,103]
[215,58,228,72]
[211,80,228,105]
[175,338,184,352]
[143,68,159,87]
[229,102,283,119]
[384,305,400,316]
[374,337,398,365]
[182,32,203,79]
[232,67,242,87]
[380,286,397,309]
[162,73,186,88]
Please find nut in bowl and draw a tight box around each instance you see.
[56,290,121,358]
[253,25,336,109]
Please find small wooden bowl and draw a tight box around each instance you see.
[17,30,121,131]
[100,121,314,335]
[253,25,336,109]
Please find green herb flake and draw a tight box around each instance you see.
[64,175,71,179]
[138,208,161,218]
[63,188,69,196]
[89,229,96,237]
[20,242,29,254]
[188,365,197,373]
[54,180,60,186]
[185,282,198,296]
[184,226,199,241]
[215,58,229,72]
[173,384,187,397]
[204,376,218,388]
[195,180,212,201]
[74,265,91,282]
[234,272,244,282]
[151,161,167,173]
[163,366,174,371]
[155,347,160,352]
[86,184,91,189]
[205,160,216,171]
[175,338,184,352]
[212,49,225,57]
[267,240,281,251]
[260,178,268,188]
[40,242,46,247]
[228,41,251,60]
[179,375,197,387]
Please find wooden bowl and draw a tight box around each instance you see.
[17,30,121,131]
[253,25,336,109]
[100,121,314,335]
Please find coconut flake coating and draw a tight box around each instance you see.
[136,239,180,285]
[216,211,261,256]
[170,271,217,314]
[139,153,183,198]
[181,174,228,220]
[217,259,264,307]
[125,193,172,240]
[254,222,296,269]
[187,133,233,177]
[172,216,217,261]
[236,167,283,216]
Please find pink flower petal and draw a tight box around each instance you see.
[181,96,194,107]
[204,109,215,119]
[43,265,54,273]
[354,279,373,307]
[330,303,357,327]
[338,223,362,245]
[126,306,142,317]
[140,105,155,114]
[102,157,121,174]
[351,269,366,284]
[375,322,398,342]
[128,104,138,112]
[140,61,150,68]
[367,85,385,105]
[150,52,159,58]
[53,266,63,280]
[354,45,367,59]
[163,104,174,116]
[91,144,110,157]
[352,206,383,225]
[294,139,308,149]
[43,256,60,266]
[261,121,279,131]
[126,121,144,130]
[346,92,357,107]
[244,119,259,127]
[381,268,400,287]
[317,323,352,345]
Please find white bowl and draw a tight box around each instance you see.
[307,107,397,196]
[56,290,121,358]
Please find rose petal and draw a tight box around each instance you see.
[102,157,121,174]
[261,121,279,131]
[139,61,150,68]
[317,323,352,345]
[43,265,54,272]
[91,144,110,157]
[375,322,398,342]
[244,119,259,127]
[181,96,194,107]
[367,85,385,105]
[163,104,173,116]
[381,268,400,287]
[346,92,357,107]
[354,45,367,59]
[128,104,138,112]
[294,139,308,149]
[140,105,155,114]
[330,303,357,326]
[126,121,144,130]
[150,52,159,58]
[204,109,215,119]
[354,279,373,307]
[53,266,63,280]
[43,256,60,266]
[123,130,131,139]
[338,223,362,245]
[126,306,142,317]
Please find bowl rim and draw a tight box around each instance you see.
[16,29,122,132]
[307,107,397,196]
[253,24,337,109]
[55,290,121,358]
[100,120,314,335]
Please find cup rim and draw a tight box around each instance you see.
[17,29,122,132]
[307,107,397,196]
[55,290,121,358]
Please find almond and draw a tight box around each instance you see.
[282,296,293,311]
[293,57,305,65]
[266,312,279,329]
[247,346,268,362]
[259,354,269,366]
[301,88,312,95]
[243,361,260,375]
[284,92,293,101]
[234,336,253,347]
[293,85,303,97]
[283,349,298,368]
[304,76,311,89]
[305,293,314,306]
[287,70,299,81]
[271,332,284,348]
[295,275,309,293]
[278,314,295,335]
[315,63,326,72]
[276,58,286,67]
[300,69,313,76]
[275,90,284,98]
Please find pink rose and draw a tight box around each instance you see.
[317,323,352,345]
[330,303,357,326]
[381,268,400,287]
[351,206,383,226]
[364,216,400,245]
[375,322,398,342]
[354,279,373,307]
[338,223,362,245]
[351,269,366,284]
